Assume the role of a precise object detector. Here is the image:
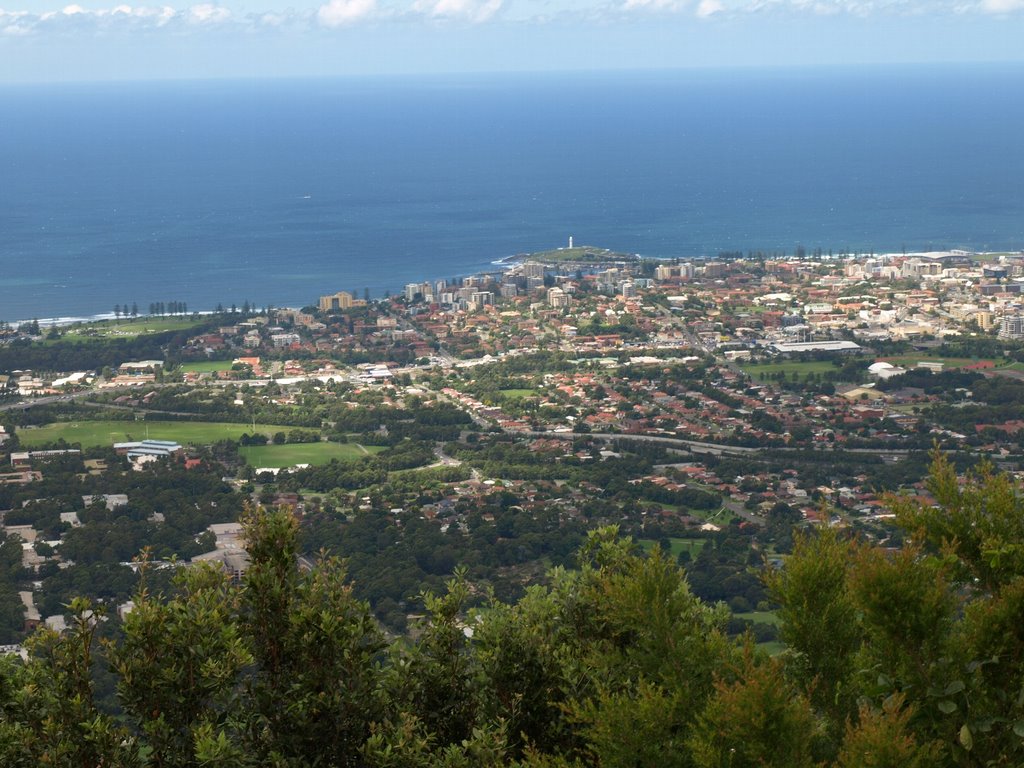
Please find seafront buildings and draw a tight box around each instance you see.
[4,245,1024,656]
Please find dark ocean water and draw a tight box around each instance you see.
[1,65,1023,322]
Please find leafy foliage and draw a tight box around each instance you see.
[5,456,1024,766]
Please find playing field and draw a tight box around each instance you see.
[54,317,204,342]
[18,420,296,448]
[239,442,385,468]
[879,356,998,370]
[739,360,840,379]
[179,360,234,373]
[498,388,538,399]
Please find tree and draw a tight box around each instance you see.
[765,528,861,725]
[892,450,1024,591]
[836,694,944,768]
[6,465,1024,767]
[688,651,818,768]
[386,569,480,750]
[107,557,252,766]
[0,599,140,767]
[240,504,386,765]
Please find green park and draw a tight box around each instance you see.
[239,442,384,468]
[17,419,296,448]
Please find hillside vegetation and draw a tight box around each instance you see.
[3,454,1024,767]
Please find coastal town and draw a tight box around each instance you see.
[2,245,1024,650]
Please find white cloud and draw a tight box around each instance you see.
[979,0,1024,11]
[316,0,375,27]
[0,0,1014,38]
[187,3,230,23]
[0,2,236,32]
[674,0,975,16]
[622,0,682,11]
[413,0,504,22]
[258,11,286,25]
[696,0,724,16]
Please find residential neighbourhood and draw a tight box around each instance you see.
[2,247,1024,652]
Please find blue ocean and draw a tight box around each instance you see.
[1,64,1023,322]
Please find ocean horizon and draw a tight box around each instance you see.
[2,64,1023,323]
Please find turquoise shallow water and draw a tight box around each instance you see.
[1,65,1022,321]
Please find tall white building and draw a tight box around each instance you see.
[522,262,546,279]
[999,315,1024,340]
[548,287,571,308]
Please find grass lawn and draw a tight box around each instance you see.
[499,388,538,399]
[740,360,840,379]
[880,355,998,370]
[734,610,781,627]
[757,641,786,656]
[526,246,633,264]
[679,504,734,525]
[179,360,234,373]
[54,317,204,343]
[239,442,384,468]
[638,537,706,559]
[19,420,296,448]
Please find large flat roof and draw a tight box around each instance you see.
[769,340,862,353]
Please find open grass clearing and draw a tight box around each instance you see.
[19,419,296,448]
[53,317,204,343]
[757,641,786,656]
[638,537,706,560]
[179,360,234,373]
[734,610,781,627]
[498,388,539,399]
[740,360,841,379]
[880,355,1000,370]
[526,246,633,264]
[240,442,384,468]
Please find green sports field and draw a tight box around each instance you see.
[18,420,296,448]
[498,388,538,399]
[239,442,385,468]
[53,317,204,343]
[739,360,840,379]
[179,360,234,373]
[879,355,999,370]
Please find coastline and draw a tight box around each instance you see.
[10,248,1021,331]
[5,68,1023,327]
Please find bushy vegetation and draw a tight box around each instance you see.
[4,454,1024,766]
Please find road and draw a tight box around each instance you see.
[510,429,760,456]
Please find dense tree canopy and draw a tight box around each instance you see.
[2,453,1024,765]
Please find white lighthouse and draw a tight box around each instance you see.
[568,235,573,249]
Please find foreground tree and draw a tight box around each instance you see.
[239,504,385,766]
[3,454,1024,765]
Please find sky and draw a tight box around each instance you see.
[0,0,1022,81]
